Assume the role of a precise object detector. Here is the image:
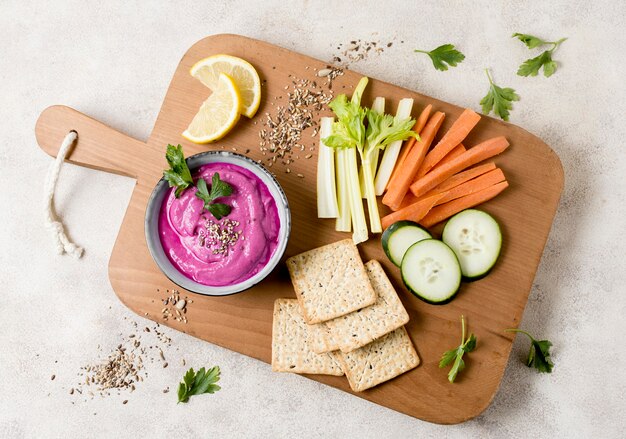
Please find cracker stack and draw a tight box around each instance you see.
[271,239,420,392]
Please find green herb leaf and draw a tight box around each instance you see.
[183,368,196,389]
[512,33,548,49]
[365,110,418,155]
[480,69,520,121]
[517,50,557,77]
[415,44,465,71]
[177,382,187,402]
[209,171,233,200]
[448,350,466,383]
[207,203,231,220]
[439,348,458,368]
[439,315,477,383]
[163,144,194,198]
[514,36,566,77]
[195,173,233,220]
[463,333,477,353]
[505,329,554,373]
[177,366,221,403]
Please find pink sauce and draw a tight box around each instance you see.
[158,162,280,286]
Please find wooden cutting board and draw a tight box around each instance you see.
[35,34,563,424]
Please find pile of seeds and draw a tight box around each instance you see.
[258,76,335,173]
[160,289,192,324]
[78,344,143,394]
[331,38,400,67]
[70,319,176,401]
[198,218,242,256]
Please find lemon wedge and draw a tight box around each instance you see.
[182,73,241,144]
[190,54,261,118]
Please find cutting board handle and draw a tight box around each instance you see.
[35,105,149,178]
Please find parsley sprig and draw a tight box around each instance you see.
[177,366,221,403]
[163,144,193,198]
[439,315,477,383]
[505,328,554,373]
[480,69,520,121]
[195,172,233,220]
[414,44,465,71]
[513,33,567,77]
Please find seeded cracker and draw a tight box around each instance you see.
[338,327,420,392]
[308,260,409,353]
[271,299,344,375]
[286,239,376,324]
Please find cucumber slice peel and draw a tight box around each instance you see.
[382,220,432,267]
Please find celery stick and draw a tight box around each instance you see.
[335,148,351,232]
[361,154,381,233]
[373,98,414,195]
[323,76,370,242]
[317,117,339,218]
[346,147,368,243]
[360,97,385,198]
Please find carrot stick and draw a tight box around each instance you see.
[393,161,498,211]
[381,192,445,230]
[386,104,433,190]
[414,104,433,134]
[419,181,509,228]
[436,168,505,205]
[392,192,420,211]
[382,112,446,210]
[416,108,481,178]
[409,136,509,198]
[427,162,496,194]
[427,143,466,173]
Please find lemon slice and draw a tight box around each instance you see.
[182,73,241,144]
[190,55,261,118]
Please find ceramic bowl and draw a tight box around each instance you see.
[145,151,291,296]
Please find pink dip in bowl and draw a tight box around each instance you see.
[158,162,280,287]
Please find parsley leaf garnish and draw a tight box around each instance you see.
[415,44,465,71]
[195,172,233,220]
[505,328,554,373]
[439,315,477,383]
[177,366,221,403]
[163,144,193,198]
[480,69,520,121]
[513,34,567,77]
[512,33,549,49]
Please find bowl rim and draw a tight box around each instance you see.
[144,150,291,296]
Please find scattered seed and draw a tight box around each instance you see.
[317,68,332,77]
[51,374,56,381]
[297,173,304,178]
[122,400,128,405]
[257,74,337,172]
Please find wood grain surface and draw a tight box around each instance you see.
[35,34,564,424]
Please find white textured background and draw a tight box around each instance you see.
[1,1,624,437]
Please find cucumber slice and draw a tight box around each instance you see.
[401,239,461,304]
[442,209,502,280]
[382,221,432,267]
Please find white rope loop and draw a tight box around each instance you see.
[43,131,84,258]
